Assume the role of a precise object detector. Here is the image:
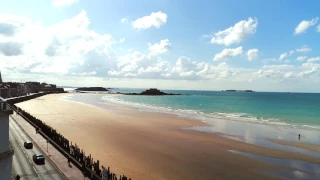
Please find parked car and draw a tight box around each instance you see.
[24,141,33,149]
[33,154,45,164]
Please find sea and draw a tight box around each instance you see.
[95,88,320,130]
[63,88,320,145]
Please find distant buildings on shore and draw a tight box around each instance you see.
[0,71,64,98]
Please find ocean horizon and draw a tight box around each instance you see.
[61,86,320,94]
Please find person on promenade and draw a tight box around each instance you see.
[68,156,71,166]
[15,174,20,180]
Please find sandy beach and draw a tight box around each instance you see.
[15,93,320,180]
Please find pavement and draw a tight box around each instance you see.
[10,117,66,180]
[10,112,90,180]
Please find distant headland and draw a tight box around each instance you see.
[124,88,182,96]
[74,87,109,92]
[222,90,255,92]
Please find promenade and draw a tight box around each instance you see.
[10,112,90,180]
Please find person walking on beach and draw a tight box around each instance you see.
[298,134,301,140]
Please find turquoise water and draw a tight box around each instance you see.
[104,89,320,130]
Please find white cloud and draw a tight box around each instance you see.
[213,46,243,61]
[302,63,320,69]
[296,67,318,78]
[254,69,280,79]
[262,64,294,70]
[111,52,241,81]
[119,38,125,43]
[1,11,320,92]
[247,49,258,61]
[294,17,318,35]
[284,72,294,78]
[52,0,79,7]
[0,42,23,56]
[289,50,295,56]
[207,17,258,46]
[0,10,116,75]
[279,53,288,60]
[283,60,290,64]
[120,18,128,23]
[71,71,96,76]
[296,45,312,53]
[148,39,171,55]
[132,11,167,29]
[111,40,172,79]
[296,56,307,61]
[256,64,319,81]
[307,57,320,63]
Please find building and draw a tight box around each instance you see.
[0,85,10,98]
[25,82,41,93]
[0,83,18,98]
[0,72,61,98]
[0,71,2,83]
[0,97,14,179]
[6,83,18,97]
[18,84,28,96]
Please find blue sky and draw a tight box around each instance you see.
[0,0,320,92]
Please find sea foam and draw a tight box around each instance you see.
[101,95,320,131]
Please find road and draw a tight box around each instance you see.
[10,117,67,180]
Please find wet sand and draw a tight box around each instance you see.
[16,93,320,180]
[269,139,320,153]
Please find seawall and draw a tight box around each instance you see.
[7,93,131,180]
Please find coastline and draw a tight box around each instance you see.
[100,90,320,132]
[16,93,320,179]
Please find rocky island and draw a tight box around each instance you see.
[75,87,108,92]
[223,90,255,92]
[124,88,182,96]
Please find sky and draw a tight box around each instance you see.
[0,0,320,92]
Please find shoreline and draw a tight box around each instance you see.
[16,93,320,179]
[97,93,320,132]
[65,93,320,147]
[55,93,320,156]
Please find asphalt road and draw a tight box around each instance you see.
[10,117,67,180]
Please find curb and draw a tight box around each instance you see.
[10,114,70,180]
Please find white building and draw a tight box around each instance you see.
[0,97,13,179]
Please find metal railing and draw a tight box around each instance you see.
[9,97,131,180]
